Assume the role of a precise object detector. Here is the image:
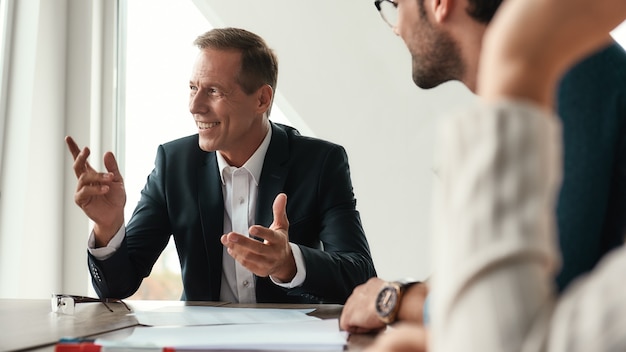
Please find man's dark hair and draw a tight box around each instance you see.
[466,0,504,24]
[417,0,503,24]
[193,28,278,96]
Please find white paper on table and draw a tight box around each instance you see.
[132,306,318,326]
[97,318,347,350]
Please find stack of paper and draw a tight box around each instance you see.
[95,306,347,350]
[97,318,346,350]
[133,306,319,326]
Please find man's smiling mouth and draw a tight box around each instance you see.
[197,121,220,129]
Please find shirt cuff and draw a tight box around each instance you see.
[270,243,306,288]
[87,225,125,260]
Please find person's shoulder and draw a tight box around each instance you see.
[273,122,343,151]
[158,134,208,160]
[592,41,626,75]
[161,134,201,150]
[568,41,626,82]
[603,41,626,63]
[558,41,626,111]
[604,42,626,83]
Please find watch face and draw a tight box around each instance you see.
[376,285,399,317]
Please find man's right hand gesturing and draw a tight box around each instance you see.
[65,136,126,247]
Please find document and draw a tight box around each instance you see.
[133,306,318,326]
[96,318,347,350]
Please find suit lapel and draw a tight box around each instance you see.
[256,123,289,227]
[197,151,224,300]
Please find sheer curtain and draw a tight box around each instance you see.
[0,0,118,298]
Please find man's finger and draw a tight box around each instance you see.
[72,147,92,179]
[67,136,97,178]
[103,151,124,182]
[222,232,265,252]
[65,136,81,159]
[271,193,289,231]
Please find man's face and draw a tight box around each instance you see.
[395,0,464,89]
[189,48,268,165]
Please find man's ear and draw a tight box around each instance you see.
[431,0,454,23]
[256,84,274,115]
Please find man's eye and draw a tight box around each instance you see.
[190,85,198,92]
[208,88,220,96]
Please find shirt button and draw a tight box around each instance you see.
[242,280,250,287]
[239,197,244,204]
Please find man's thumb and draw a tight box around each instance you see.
[271,193,289,230]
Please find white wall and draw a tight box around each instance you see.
[192,0,476,280]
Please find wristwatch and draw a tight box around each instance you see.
[375,279,420,324]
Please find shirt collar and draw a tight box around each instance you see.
[216,125,272,186]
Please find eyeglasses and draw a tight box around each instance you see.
[51,294,131,315]
[374,0,398,28]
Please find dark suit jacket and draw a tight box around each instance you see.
[88,122,376,303]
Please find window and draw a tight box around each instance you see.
[0,0,12,183]
[121,0,291,299]
[612,21,626,47]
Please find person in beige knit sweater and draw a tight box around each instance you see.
[363,0,626,351]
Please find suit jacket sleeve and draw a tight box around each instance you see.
[291,143,376,303]
[88,144,173,299]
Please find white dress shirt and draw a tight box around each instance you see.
[88,126,307,303]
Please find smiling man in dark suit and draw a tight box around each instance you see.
[66,27,376,304]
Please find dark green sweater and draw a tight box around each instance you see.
[555,41,626,291]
